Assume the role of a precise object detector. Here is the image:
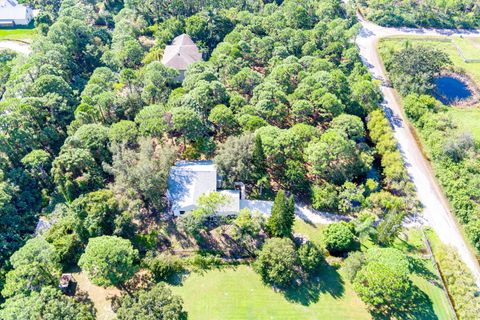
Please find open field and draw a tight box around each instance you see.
[379,37,480,141]
[452,36,480,61]
[170,265,370,320]
[0,28,35,42]
[167,223,452,320]
[449,108,480,140]
[65,221,453,320]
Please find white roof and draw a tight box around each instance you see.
[217,190,240,214]
[167,161,217,212]
[161,34,202,71]
[0,0,29,21]
[240,200,273,215]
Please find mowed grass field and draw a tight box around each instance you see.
[0,27,35,42]
[452,36,480,61]
[170,265,370,320]
[379,36,480,141]
[169,221,453,320]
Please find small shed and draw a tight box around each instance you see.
[59,273,76,296]
[161,34,203,81]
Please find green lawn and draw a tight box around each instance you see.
[452,36,480,61]
[0,28,35,42]
[170,265,370,320]
[169,223,453,320]
[379,37,480,141]
[448,107,480,140]
[293,219,326,246]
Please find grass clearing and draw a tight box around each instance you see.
[170,264,370,320]
[168,224,453,320]
[0,28,35,42]
[69,223,453,320]
[448,107,480,141]
[452,36,480,61]
[293,219,326,246]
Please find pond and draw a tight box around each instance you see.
[433,76,473,105]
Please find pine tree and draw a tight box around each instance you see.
[252,134,266,180]
[286,195,295,235]
[267,190,295,238]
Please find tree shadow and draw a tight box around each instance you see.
[371,285,438,320]
[408,256,441,287]
[395,237,421,254]
[165,271,189,286]
[282,264,345,306]
[164,219,197,249]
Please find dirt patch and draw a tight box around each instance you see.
[73,272,120,320]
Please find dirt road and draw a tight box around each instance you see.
[355,15,480,285]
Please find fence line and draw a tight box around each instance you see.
[382,36,480,63]
[421,228,458,320]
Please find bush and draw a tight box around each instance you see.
[342,251,365,282]
[186,252,223,271]
[144,253,184,282]
[435,245,480,318]
[311,183,339,212]
[254,238,299,287]
[298,242,323,274]
[115,283,186,320]
[177,214,207,239]
[403,94,438,123]
[367,109,414,197]
[322,222,355,255]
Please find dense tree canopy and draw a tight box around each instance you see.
[0,0,422,316]
[115,283,187,320]
[384,44,450,95]
[0,286,95,320]
[78,236,138,287]
[355,0,480,29]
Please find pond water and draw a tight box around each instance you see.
[433,76,472,105]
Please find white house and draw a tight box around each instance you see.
[166,160,272,217]
[161,34,203,81]
[0,0,33,26]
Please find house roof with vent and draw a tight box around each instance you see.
[0,0,29,21]
[161,34,203,71]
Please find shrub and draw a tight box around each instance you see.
[144,253,184,282]
[311,183,339,211]
[186,252,223,271]
[403,94,438,123]
[254,238,299,287]
[298,242,323,274]
[322,222,355,255]
[115,283,186,320]
[342,251,365,282]
[435,245,480,318]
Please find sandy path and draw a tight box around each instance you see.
[0,40,31,54]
